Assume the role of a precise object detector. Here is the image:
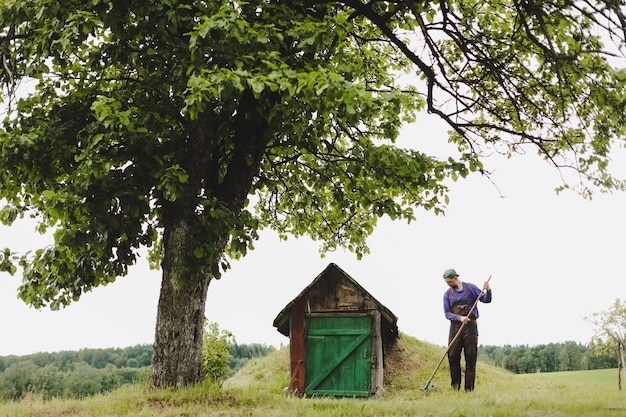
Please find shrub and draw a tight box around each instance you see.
[201,320,235,384]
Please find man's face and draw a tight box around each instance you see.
[444,276,458,287]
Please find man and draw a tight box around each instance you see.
[442,268,492,392]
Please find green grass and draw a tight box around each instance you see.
[0,335,624,416]
[520,368,621,388]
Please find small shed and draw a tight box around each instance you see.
[272,263,399,397]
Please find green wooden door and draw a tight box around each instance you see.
[304,315,371,397]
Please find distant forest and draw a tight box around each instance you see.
[0,342,272,401]
[478,341,617,374]
[0,340,616,400]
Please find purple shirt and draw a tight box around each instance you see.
[443,282,492,322]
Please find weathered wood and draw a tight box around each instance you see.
[288,298,306,395]
[371,310,385,397]
[272,263,399,398]
[304,315,371,397]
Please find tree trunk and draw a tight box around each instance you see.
[150,217,212,388]
[147,90,275,388]
[618,340,626,390]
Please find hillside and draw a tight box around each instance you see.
[0,333,624,416]
[224,332,511,395]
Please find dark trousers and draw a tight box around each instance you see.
[447,322,478,391]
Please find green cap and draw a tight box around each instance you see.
[443,268,459,278]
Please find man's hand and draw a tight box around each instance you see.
[483,281,491,291]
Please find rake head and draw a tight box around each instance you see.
[420,380,432,391]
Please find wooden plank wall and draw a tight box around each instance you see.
[307,271,377,312]
[371,310,384,397]
[288,298,306,395]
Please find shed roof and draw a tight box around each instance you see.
[272,263,399,341]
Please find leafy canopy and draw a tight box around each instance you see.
[0,0,625,311]
[586,299,626,349]
[0,0,454,309]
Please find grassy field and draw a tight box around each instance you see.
[0,335,624,417]
[520,367,622,389]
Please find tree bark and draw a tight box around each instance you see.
[150,217,212,387]
[618,340,626,390]
[148,90,275,388]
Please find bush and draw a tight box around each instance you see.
[201,320,235,384]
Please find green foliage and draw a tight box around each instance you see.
[0,361,148,401]
[0,345,152,400]
[586,299,626,349]
[0,341,273,401]
[0,0,451,311]
[0,247,17,275]
[201,321,235,383]
[0,345,153,372]
[479,341,617,374]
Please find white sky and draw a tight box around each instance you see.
[1,115,626,356]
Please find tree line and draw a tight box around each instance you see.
[0,342,272,401]
[0,345,152,400]
[0,339,616,400]
[478,341,617,374]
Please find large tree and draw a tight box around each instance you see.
[0,0,625,387]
